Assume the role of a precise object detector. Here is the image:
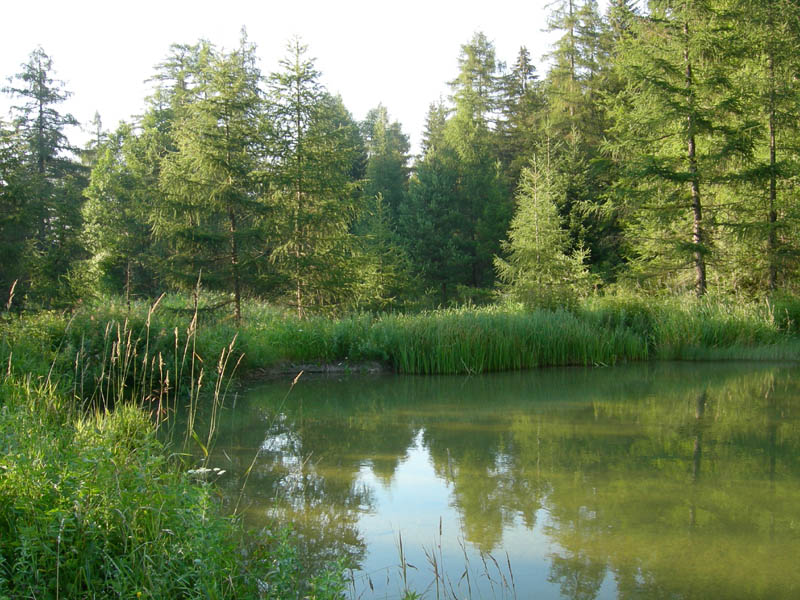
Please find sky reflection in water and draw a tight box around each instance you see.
[202,362,800,599]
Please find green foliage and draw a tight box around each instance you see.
[401,130,467,305]
[0,376,348,599]
[715,0,800,293]
[1,47,88,309]
[349,194,412,311]
[496,157,597,309]
[540,0,622,282]
[0,380,248,598]
[606,0,754,296]
[82,123,159,302]
[495,45,546,189]
[4,293,798,387]
[362,104,410,224]
[445,33,512,289]
[267,38,364,316]
[158,35,267,323]
[0,297,350,599]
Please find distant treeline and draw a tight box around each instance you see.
[2,0,800,320]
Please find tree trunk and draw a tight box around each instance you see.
[685,21,706,297]
[228,204,242,325]
[767,47,778,291]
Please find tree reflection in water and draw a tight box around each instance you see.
[194,363,800,598]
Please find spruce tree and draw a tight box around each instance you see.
[495,157,595,309]
[400,103,466,304]
[542,0,621,283]
[445,32,510,290]
[362,104,411,226]
[496,46,545,190]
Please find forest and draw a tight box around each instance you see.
[3,1,800,597]
[3,0,800,321]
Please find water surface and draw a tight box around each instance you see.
[203,362,800,599]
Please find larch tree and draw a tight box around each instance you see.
[728,0,800,293]
[2,47,87,307]
[267,38,363,316]
[354,105,412,308]
[158,34,267,323]
[607,0,751,296]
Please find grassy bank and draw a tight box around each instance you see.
[4,293,797,382]
[0,373,346,599]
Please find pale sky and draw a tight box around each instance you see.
[0,0,573,155]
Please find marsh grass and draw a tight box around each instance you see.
[2,289,798,597]
[0,376,258,598]
[236,296,798,375]
[3,293,797,384]
[0,291,347,599]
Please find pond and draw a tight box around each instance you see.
[200,362,800,599]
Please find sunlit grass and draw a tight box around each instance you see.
[3,293,798,381]
[0,295,348,599]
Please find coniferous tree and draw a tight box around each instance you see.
[496,46,545,190]
[724,0,800,293]
[80,111,107,169]
[362,104,411,225]
[445,32,510,290]
[158,34,266,323]
[82,123,160,304]
[350,193,411,310]
[112,42,216,296]
[607,0,752,296]
[2,47,87,307]
[267,38,362,316]
[400,103,466,304]
[495,157,595,309]
[0,121,33,308]
[542,1,621,282]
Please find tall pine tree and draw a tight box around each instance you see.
[2,47,87,307]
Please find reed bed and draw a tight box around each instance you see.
[4,294,798,383]
[372,307,647,374]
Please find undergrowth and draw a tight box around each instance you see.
[0,291,348,599]
[0,376,347,598]
[2,293,799,383]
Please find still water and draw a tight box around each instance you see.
[203,362,800,599]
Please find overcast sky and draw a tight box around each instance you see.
[0,0,581,154]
